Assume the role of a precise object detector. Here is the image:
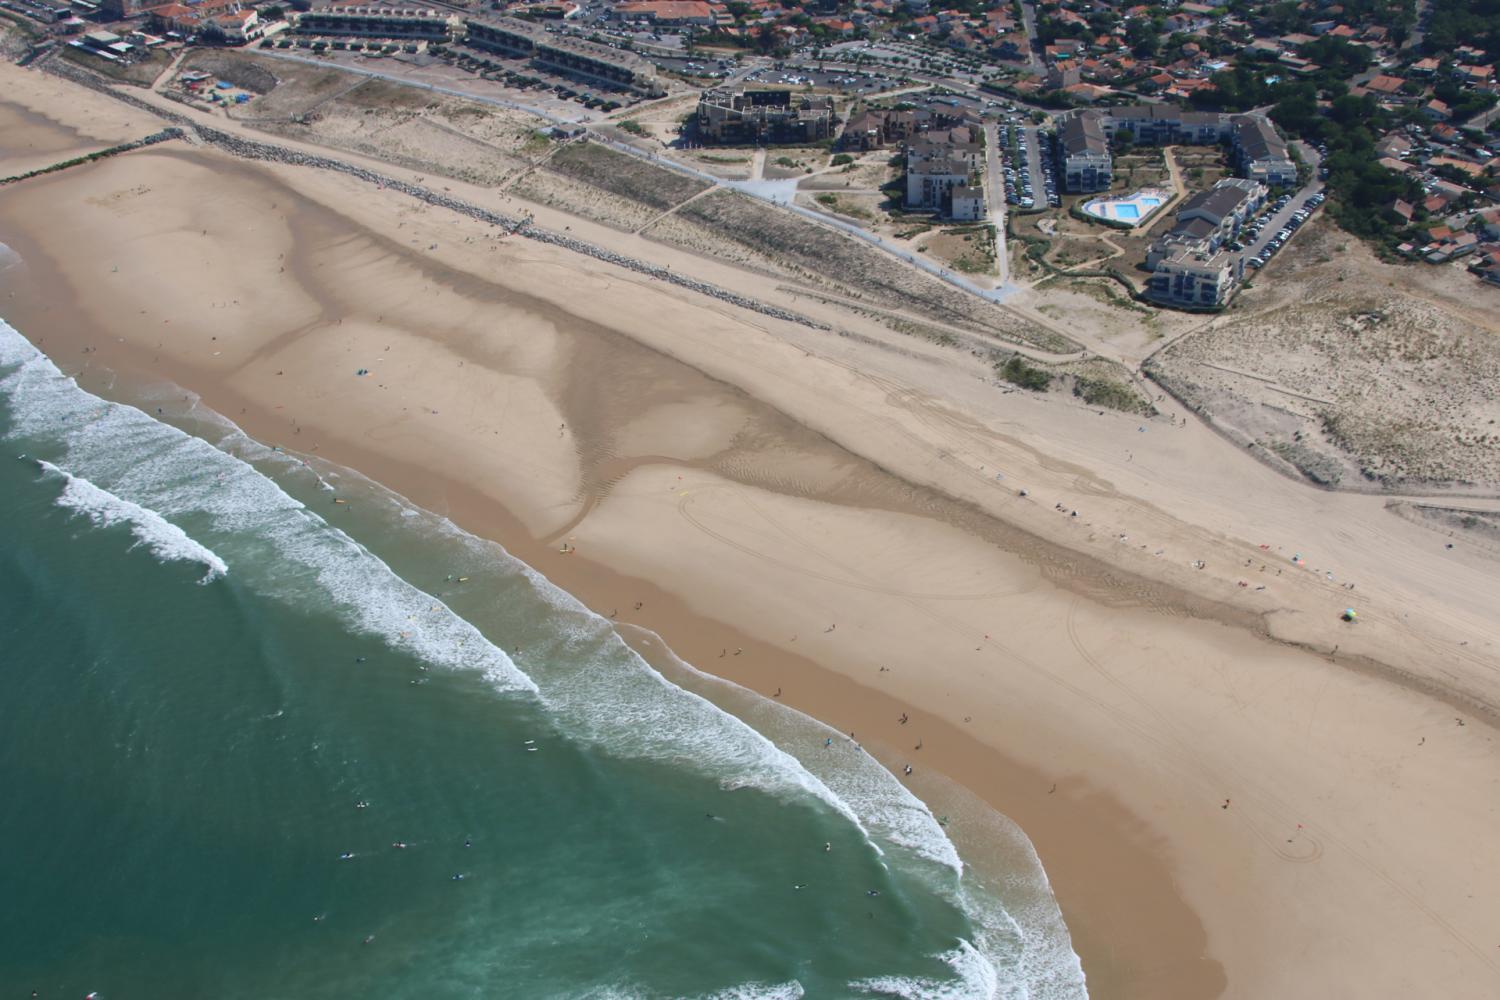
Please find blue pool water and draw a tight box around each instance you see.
[1115,204,1140,220]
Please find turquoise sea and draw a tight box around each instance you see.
[0,302,1086,999]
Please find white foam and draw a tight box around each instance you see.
[270,456,887,838]
[0,319,535,694]
[696,982,805,1000]
[41,460,228,582]
[850,941,999,1000]
[651,640,963,874]
[455,541,873,832]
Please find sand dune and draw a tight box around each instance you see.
[2,64,1499,999]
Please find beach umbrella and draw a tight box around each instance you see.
[1341,608,1358,622]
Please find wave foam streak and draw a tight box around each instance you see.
[0,320,533,694]
[42,460,227,582]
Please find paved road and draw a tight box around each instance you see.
[981,121,1009,284]
[1019,1,1044,74]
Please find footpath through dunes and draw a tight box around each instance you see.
[93,45,1072,359]
[6,68,1500,1000]
[1147,226,1500,494]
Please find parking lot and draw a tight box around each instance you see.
[1242,189,1327,271]
[998,121,1058,211]
[743,65,895,94]
[1239,147,1326,271]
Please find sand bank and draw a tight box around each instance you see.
[3,68,1499,999]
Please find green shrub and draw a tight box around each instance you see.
[1073,376,1143,412]
[831,153,854,166]
[1000,356,1052,391]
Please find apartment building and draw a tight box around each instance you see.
[460,16,661,94]
[1232,115,1297,187]
[695,88,835,144]
[906,155,973,212]
[294,6,455,40]
[1147,245,1243,307]
[1057,112,1111,193]
[1103,104,1231,145]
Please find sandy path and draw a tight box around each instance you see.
[3,68,1499,999]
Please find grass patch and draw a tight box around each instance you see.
[1073,376,1148,413]
[545,140,709,210]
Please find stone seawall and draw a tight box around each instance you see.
[0,128,184,185]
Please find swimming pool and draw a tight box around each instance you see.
[1082,189,1169,225]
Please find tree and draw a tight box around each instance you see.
[1125,19,1159,59]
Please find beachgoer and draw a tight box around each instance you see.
[903,765,912,776]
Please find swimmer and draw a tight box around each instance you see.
[452,873,466,881]
[392,842,407,849]
[339,852,355,861]
[824,842,831,852]
[463,837,472,848]
[866,889,880,897]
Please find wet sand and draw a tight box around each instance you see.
[3,71,1499,1000]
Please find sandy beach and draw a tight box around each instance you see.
[3,63,1499,999]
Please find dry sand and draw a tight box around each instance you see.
[3,65,1500,999]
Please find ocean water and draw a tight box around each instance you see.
[0,313,1087,1000]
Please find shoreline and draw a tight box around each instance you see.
[4,69,1499,1000]
[15,310,1218,997]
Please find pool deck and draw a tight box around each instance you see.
[1081,187,1173,229]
